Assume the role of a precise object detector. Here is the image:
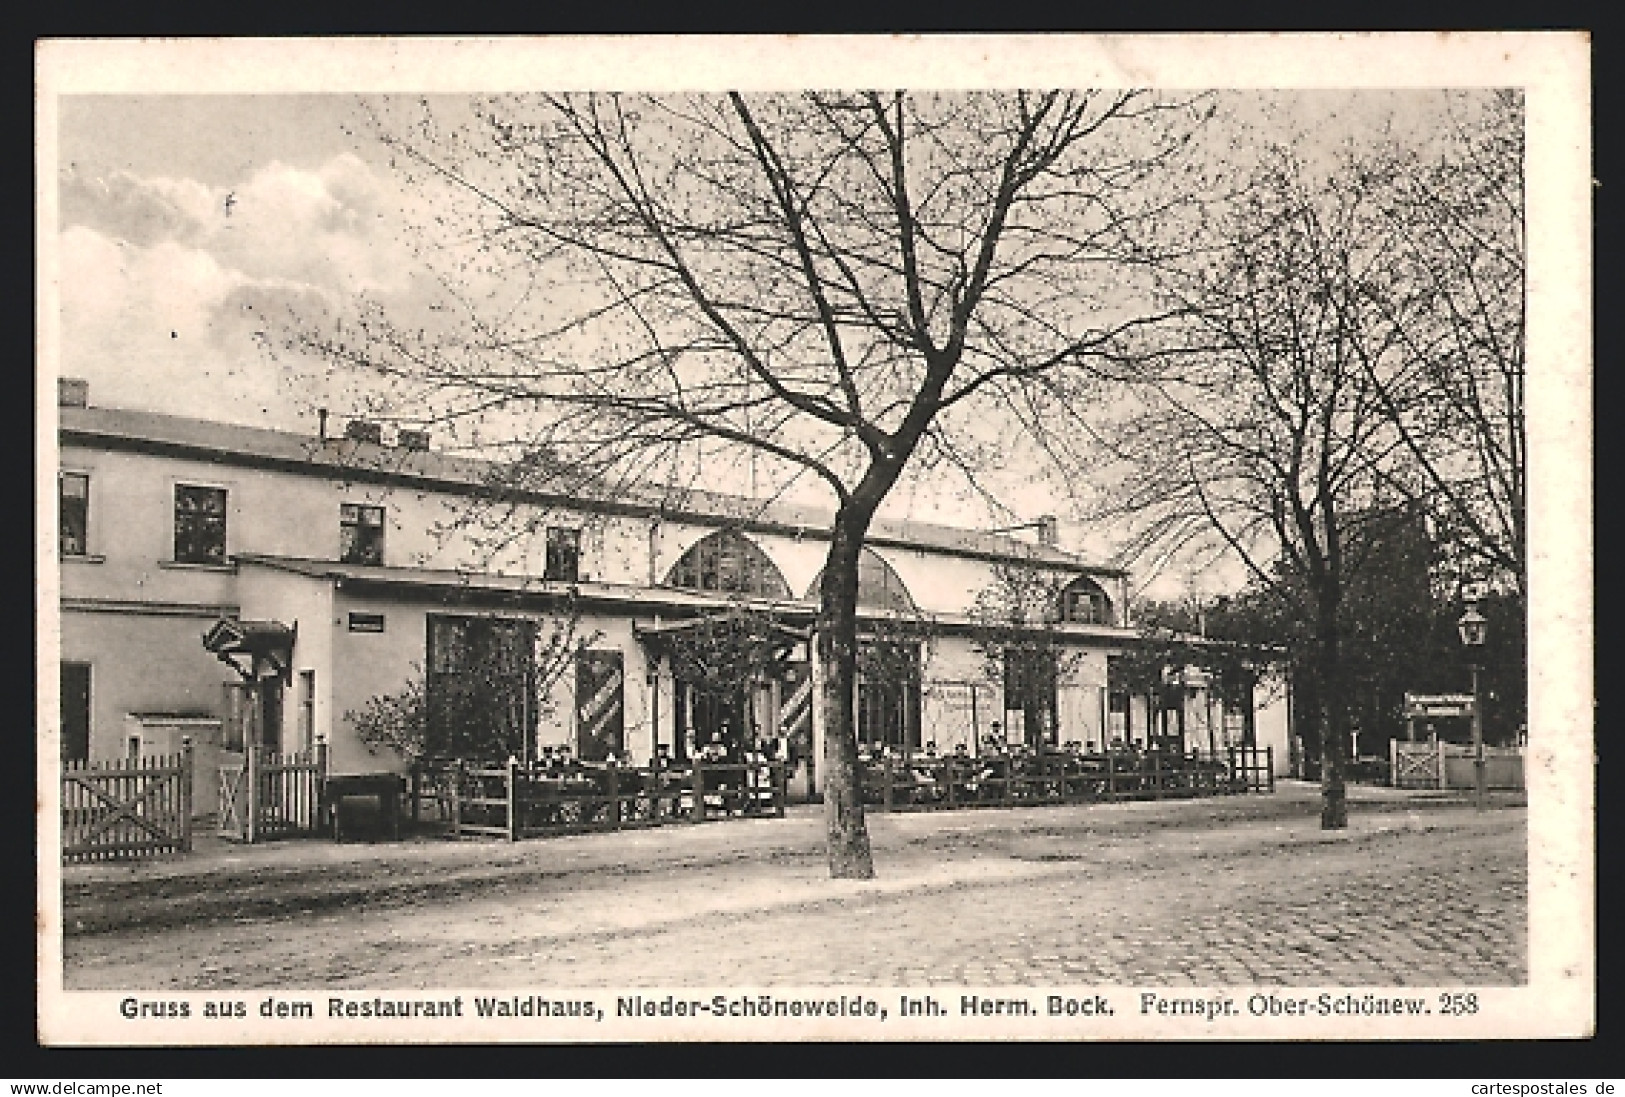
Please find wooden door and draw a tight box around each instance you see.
[60,662,90,763]
[259,678,284,753]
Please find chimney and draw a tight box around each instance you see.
[397,428,430,452]
[344,419,382,445]
[58,377,89,408]
[1036,514,1059,547]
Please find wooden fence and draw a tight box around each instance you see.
[218,744,327,843]
[1390,740,1524,791]
[61,742,193,863]
[860,746,1275,813]
[409,759,787,841]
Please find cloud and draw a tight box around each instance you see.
[59,153,414,299]
[55,221,347,429]
[53,153,431,430]
[59,168,215,249]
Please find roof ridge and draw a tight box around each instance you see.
[62,403,1119,574]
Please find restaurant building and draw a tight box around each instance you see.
[52,379,1290,800]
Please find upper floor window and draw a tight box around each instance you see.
[174,485,228,565]
[545,526,581,582]
[340,503,386,566]
[1060,575,1114,626]
[666,529,790,599]
[805,548,916,611]
[59,472,89,557]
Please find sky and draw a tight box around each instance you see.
[52,91,1161,568]
[41,60,1537,601]
[54,95,409,431]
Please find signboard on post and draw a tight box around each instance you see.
[1403,693,1476,718]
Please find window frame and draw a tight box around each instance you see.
[856,640,921,752]
[1060,576,1114,626]
[544,525,582,583]
[58,470,91,558]
[666,529,790,599]
[339,502,387,566]
[172,482,230,566]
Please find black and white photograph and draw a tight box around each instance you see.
[36,34,1591,1044]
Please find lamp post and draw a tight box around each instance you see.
[1457,600,1489,811]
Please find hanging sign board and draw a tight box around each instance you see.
[348,612,386,633]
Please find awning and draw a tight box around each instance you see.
[634,613,811,646]
[634,609,811,687]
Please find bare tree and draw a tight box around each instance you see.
[1108,146,1437,829]
[1362,90,1526,596]
[306,91,1207,877]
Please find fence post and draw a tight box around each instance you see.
[180,736,194,852]
[314,736,330,834]
[945,759,957,809]
[245,743,260,844]
[882,756,894,813]
[775,762,787,818]
[1388,738,1398,789]
[693,760,707,823]
[506,757,519,841]
[450,760,463,840]
[608,761,621,830]
[1105,751,1116,801]
[1436,737,1447,790]
[1266,746,1275,792]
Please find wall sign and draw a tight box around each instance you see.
[348,612,386,633]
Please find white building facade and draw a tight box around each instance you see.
[53,382,1289,797]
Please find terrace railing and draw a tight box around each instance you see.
[860,746,1274,812]
[409,758,787,842]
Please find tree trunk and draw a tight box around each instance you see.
[817,512,876,879]
[1243,671,1257,749]
[1316,606,1349,830]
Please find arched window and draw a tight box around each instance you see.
[665,530,791,599]
[1059,575,1114,625]
[805,548,917,612]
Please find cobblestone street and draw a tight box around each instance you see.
[61,786,1526,989]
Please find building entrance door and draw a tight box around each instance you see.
[60,662,90,763]
[259,677,284,753]
[682,682,749,760]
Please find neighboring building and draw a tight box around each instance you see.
[52,379,1290,799]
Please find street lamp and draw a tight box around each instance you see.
[1457,601,1489,810]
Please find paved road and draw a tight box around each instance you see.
[62,788,1526,989]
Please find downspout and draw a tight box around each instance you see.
[648,515,661,588]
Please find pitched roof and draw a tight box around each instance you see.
[61,403,1123,576]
